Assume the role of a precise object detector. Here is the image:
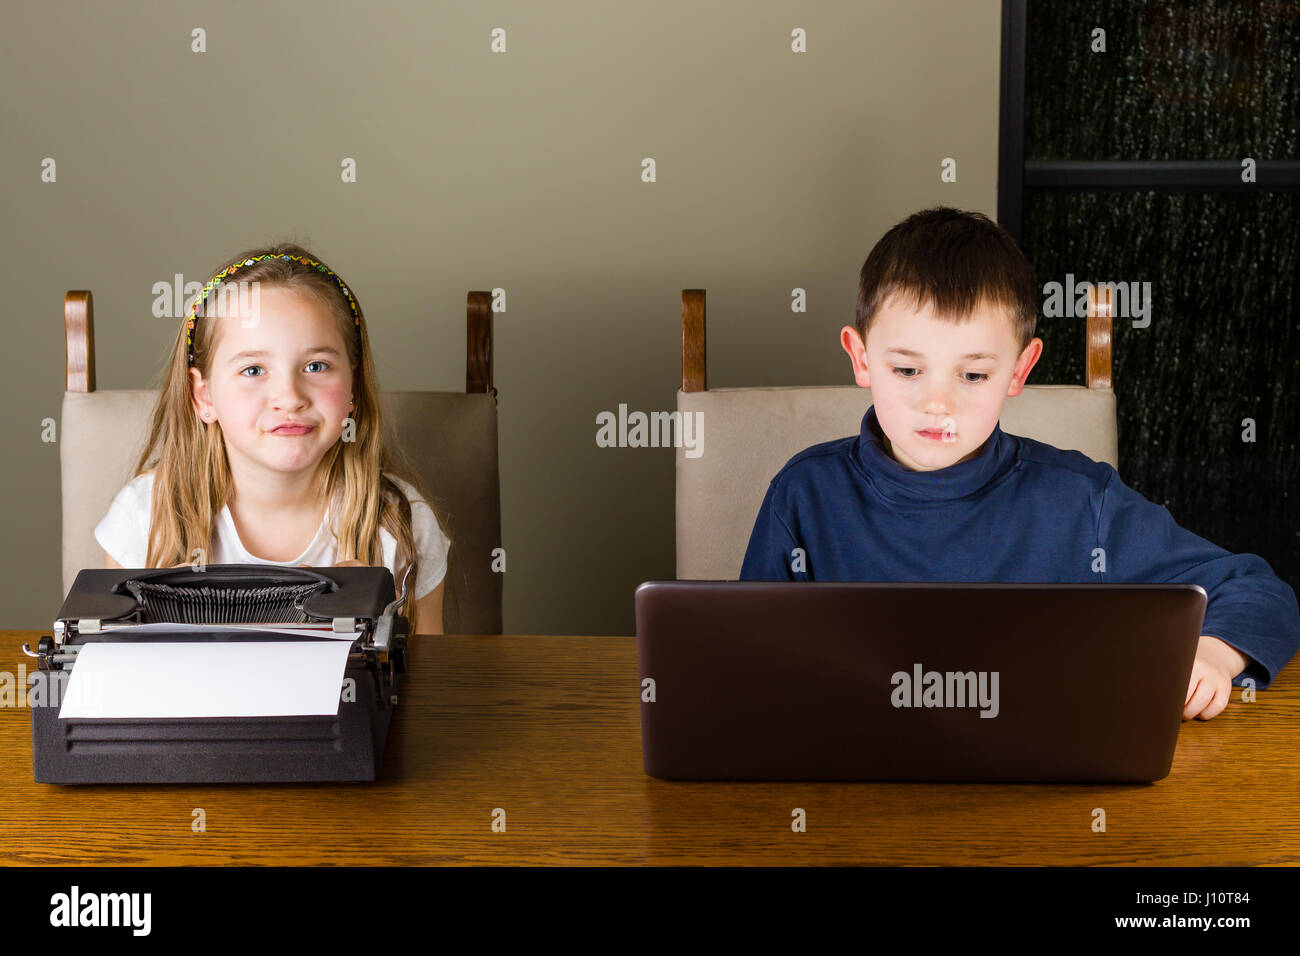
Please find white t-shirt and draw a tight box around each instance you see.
[94,472,449,599]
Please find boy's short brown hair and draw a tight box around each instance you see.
[855,206,1038,354]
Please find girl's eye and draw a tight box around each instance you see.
[239,361,330,377]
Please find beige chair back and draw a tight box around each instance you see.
[61,390,502,633]
[675,385,1116,580]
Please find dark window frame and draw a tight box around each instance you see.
[997,0,1300,245]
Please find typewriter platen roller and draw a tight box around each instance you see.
[27,563,410,784]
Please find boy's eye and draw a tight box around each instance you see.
[891,367,989,384]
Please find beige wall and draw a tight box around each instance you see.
[1,0,1001,634]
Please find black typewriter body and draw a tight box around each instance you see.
[29,564,409,785]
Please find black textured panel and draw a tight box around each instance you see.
[1023,190,1298,589]
[1026,0,1300,161]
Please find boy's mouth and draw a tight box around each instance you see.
[917,428,953,441]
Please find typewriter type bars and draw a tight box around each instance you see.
[124,575,328,624]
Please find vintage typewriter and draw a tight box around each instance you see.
[27,563,409,784]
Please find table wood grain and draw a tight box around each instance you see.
[1,631,1296,865]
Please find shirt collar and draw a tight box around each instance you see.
[855,404,1015,502]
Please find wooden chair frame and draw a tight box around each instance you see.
[680,288,1114,391]
[65,290,496,397]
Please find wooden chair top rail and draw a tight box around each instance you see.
[681,288,1113,392]
[65,289,496,398]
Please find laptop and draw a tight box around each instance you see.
[635,581,1206,783]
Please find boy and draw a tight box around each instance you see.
[740,206,1299,721]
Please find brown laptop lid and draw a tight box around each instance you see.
[636,582,1205,783]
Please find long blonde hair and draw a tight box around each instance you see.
[131,242,447,634]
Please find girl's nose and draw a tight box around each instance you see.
[271,379,308,409]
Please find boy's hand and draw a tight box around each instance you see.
[1184,635,1248,721]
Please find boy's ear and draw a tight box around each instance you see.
[840,326,871,388]
[1005,337,1045,397]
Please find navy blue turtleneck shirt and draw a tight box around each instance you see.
[739,404,1300,689]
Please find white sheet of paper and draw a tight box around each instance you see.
[58,641,353,719]
[99,622,361,640]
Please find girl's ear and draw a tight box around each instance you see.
[187,365,211,421]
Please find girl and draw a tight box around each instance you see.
[94,243,450,635]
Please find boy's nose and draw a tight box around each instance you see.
[922,390,953,415]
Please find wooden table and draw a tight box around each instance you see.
[2,631,1297,865]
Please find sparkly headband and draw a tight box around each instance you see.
[185,253,362,367]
